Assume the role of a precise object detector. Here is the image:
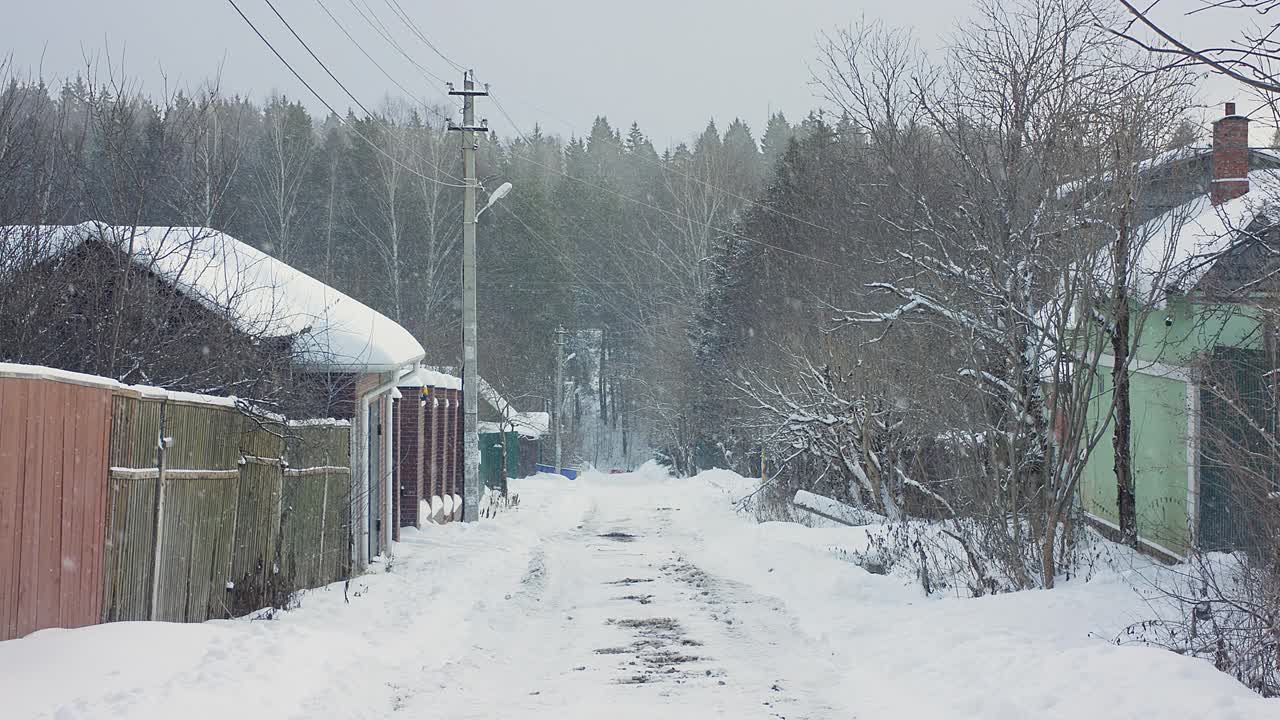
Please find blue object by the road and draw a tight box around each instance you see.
[535,463,578,480]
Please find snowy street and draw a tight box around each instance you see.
[3,466,1276,719]
[10,0,1280,713]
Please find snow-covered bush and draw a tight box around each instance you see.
[1123,350,1280,696]
[1123,553,1280,697]
[478,486,520,519]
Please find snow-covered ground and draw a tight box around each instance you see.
[2,464,1275,719]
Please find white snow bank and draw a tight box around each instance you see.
[679,468,1277,719]
[792,489,883,526]
[689,467,763,504]
[3,464,1272,719]
[0,472,592,720]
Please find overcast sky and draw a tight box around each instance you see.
[0,1,1265,147]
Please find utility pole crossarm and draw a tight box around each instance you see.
[447,83,490,97]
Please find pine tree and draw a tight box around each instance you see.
[760,111,795,172]
[722,117,763,194]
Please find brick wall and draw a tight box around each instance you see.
[1212,102,1250,206]
[423,394,437,504]
[434,393,449,515]
[394,387,425,533]
[444,389,458,502]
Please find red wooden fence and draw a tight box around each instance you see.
[0,373,112,641]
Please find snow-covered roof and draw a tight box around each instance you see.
[475,376,548,438]
[399,367,462,390]
[477,412,548,438]
[1055,146,1208,199]
[509,411,549,438]
[1,223,424,373]
[1132,169,1280,297]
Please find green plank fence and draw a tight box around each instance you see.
[280,421,352,595]
[100,391,353,623]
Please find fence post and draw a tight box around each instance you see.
[318,461,329,583]
[349,412,358,568]
[149,400,168,621]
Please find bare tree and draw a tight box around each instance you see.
[409,110,462,353]
[251,96,314,264]
[813,0,1194,589]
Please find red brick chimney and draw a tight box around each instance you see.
[1211,102,1249,205]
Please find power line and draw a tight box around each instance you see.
[346,0,454,93]
[312,0,445,117]
[307,0,844,273]
[227,0,346,121]
[225,0,466,188]
[262,0,376,119]
[383,0,466,73]
[298,0,848,273]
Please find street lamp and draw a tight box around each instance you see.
[476,182,512,222]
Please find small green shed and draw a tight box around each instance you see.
[479,430,519,492]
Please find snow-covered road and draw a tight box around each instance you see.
[421,477,850,719]
[3,465,1277,719]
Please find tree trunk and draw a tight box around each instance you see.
[1041,512,1058,589]
[1112,201,1138,547]
[500,426,509,496]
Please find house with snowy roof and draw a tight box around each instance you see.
[1077,104,1280,559]
[476,375,549,482]
[0,222,428,569]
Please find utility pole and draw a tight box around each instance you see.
[449,71,488,522]
[554,325,566,473]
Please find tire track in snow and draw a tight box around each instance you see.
[407,483,851,719]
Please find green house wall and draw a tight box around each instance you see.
[1131,297,1263,366]
[1079,297,1264,556]
[1081,370,1191,555]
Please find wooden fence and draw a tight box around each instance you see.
[280,421,352,595]
[1,367,353,640]
[0,370,112,641]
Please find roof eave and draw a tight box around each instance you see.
[297,352,425,375]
